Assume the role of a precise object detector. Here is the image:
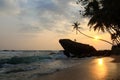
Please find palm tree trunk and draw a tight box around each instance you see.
[78,30,113,45]
[78,30,94,39]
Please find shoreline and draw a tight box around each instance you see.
[32,55,120,80]
[0,55,120,80]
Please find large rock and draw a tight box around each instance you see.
[59,39,97,57]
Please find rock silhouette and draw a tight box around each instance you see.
[59,39,97,58]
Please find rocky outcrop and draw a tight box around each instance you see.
[59,39,97,58]
[111,44,120,54]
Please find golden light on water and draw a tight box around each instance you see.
[96,58,107,78]
[91,58,107,79]
[98,58,103,65]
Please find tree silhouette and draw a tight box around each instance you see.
[72,21,113,45]
[72,21,81,34]
[77,0,120,45]
[72,21,93,38]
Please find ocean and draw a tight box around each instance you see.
[0,50,94,80]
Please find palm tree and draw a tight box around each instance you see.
[72,21,81,34]
[72,21,113,45]
[77,0,120,45]
[72,21,98,39]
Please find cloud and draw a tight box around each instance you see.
[0,0,21,15]
[0,0,112,50]
[19,24,41,33]
[0,0,82,34]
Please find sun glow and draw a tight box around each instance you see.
[92,58,107,78]
[94,36,100,40]
[98,58,103,65]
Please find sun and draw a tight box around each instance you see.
[94,36,100,40]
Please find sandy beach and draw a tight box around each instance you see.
[32,56,120,80]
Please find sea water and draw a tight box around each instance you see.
[0,50,93,80]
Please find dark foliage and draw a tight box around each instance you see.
[77,0,120,45]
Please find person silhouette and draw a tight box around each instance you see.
[74,39,76,42]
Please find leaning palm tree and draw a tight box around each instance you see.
[72,21,96,39]
[77,0,120,45]
[72,21,113,45]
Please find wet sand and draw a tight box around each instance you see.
[33,56,120,80]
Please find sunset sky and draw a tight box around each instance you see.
[0,0,112,50]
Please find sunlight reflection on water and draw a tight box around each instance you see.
[98,58,103,65]
[90,57,117,80]
[95,58,107,79]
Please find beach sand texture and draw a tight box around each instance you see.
[33,56,120,80]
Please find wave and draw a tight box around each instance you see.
[0,50,93,80]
